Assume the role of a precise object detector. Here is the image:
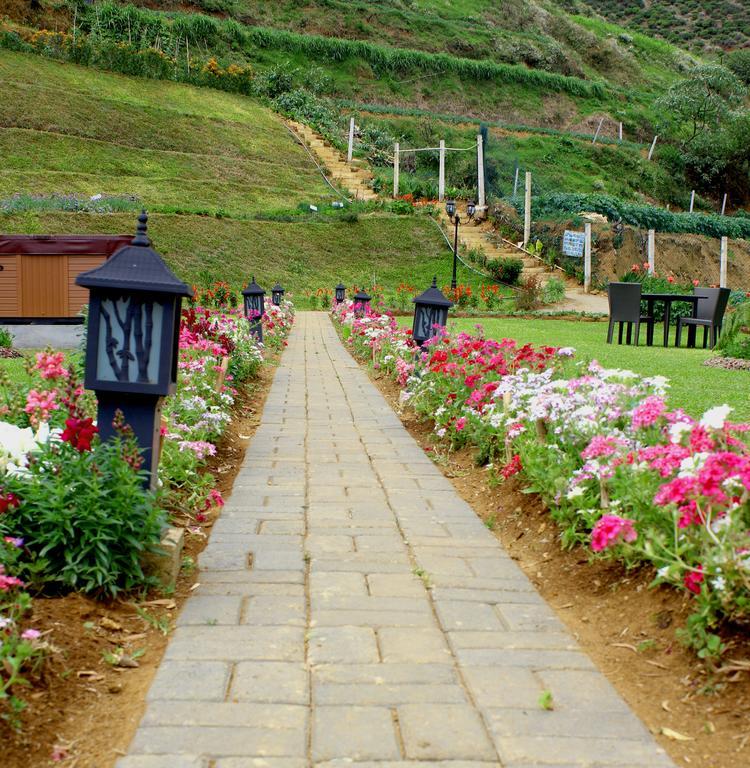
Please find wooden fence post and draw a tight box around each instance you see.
[721,193,728,216]
[720,237,728,288]
[592,117,604,144]
[618,122,623,142]
[393,142,399,198]
[689,190,695,213]
[347,117,355,163]
[584,222,592,293]
[477,133,486,208]
[647,135,658,161]
[438,139,445,202]
[523,171,532,247]
[513,166,519,199]
[648,229,656,275]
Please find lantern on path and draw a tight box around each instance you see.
[352,288,371,317]
[242,277,266,343]
[271,282,285,306]
[412,276,453,346]
[335,282,346,305]
[76,210,192,488]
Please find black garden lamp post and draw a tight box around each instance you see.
[445,200,475,289]
[75,211,192,490]
[352,288,371,317]
[412,276,453,346]
[242,276,266,342]
[335,282,346,305]
[271,282,285,307]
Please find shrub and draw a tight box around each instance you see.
[541,276,566,304]
[1,431,165,597]
[488,256,523,285]
[0,328,13,350]
[515,275,543,310]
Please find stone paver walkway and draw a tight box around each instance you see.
[118,312,675,768]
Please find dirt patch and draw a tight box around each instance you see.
[368,368,750,768]
[2,362,278,768]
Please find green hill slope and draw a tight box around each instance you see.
[0,49,464,294]
[0,50,334,216]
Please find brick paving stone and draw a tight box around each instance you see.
[230,662,308,704]
[312,706,400,761]
[121,314,675,768]
[146,661,230,701]
[397,703,496,761]
[308,626,380,664]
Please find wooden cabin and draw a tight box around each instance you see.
[0,235,131,322]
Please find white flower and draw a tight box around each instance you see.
[566,486,585,500]
[657,566,670,580]
[700,404,732,431]
[712,576,726,592]
[557,347,576,357]
[668,421,693,444]
[436,428,446,437]
[678,452,709,477]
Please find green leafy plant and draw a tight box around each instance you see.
[541,276,566,304]
[2,435,166,597]
[488,257,523,285]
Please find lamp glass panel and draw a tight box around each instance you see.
[96,295,164,384]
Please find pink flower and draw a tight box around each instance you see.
[631,396,666,430]
[684,566,704,595]
[591,514,638,552]
[455,417,467,432]
[0,564,24,592]
[21,628,41,640]
[24,388,59,425]
[501,454,522,479]
[581,435,626,460]
[35,351,68,380]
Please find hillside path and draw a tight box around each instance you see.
[118,312,674,768]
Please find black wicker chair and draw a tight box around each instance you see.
[675,287,731,349]
[606,282,654,346]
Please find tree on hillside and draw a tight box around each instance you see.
[656,65,749,201]
[656,64,745,145]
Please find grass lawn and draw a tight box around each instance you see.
[397,315,750,421]
[0,354,33,386]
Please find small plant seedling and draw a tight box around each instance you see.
[485,514,498,531]
[136,607,171,636]
[637,639,656,653]
[181,555,196,572]
[538,690,554,710]
[412,567,431,588]
[206,618,218,626]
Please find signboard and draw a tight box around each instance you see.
[562,230,586,258]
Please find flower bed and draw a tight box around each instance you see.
[0,294,294,725]
[333,300,750,664]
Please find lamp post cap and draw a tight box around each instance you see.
[242,278,266,296]
[413,278,453,308]
[272,282,284,292]
[75,211,192,297]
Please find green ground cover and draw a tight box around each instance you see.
[397,315,750,420]
[0,210,483,295]
[0,51,333,216]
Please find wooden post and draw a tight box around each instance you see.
[476,133,486,208]
[721,192,728,216]
[523,171,532,247]
[720,237,728,288]
[647,135,658,161]
[618,122,623,142]
[592,117,604,144]
[393,142,399,198]
[438,139,446,202]
[513,166,519,199]
[347,117,355,163]
[584,222,592,293]
[647,229,655,275]
[689,190,695,213]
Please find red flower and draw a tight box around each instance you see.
[500,454,523,479]
[684,566,704,595]
[61,416,98,452]
[0,491,20,514]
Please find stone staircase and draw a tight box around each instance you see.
[436,204,548,282]
[287,120,378,202]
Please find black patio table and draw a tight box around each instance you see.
[641,293,705,347]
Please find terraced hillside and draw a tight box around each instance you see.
[0,50,458,294]
[4,0,701,134]
[565,0,750,52]
[0,51,334,216]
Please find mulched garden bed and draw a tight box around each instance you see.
[704,356,750,371]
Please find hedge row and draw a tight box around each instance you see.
[75,2,606,99]
[516,192,750,239]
